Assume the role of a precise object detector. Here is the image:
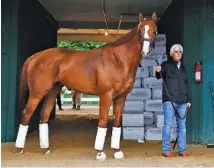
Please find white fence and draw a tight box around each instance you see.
[60,90,100,104]
[61,97,100,103]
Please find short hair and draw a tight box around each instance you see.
[170,44,183,56]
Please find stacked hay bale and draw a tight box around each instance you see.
[122,34,177,142]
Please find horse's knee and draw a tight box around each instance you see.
[113,116,122,127]
[21,112,31,125]
[113,122,121,127]
[41,118,49,123]
[99,120,108,127]
[21,100,39,125]
[41,113,50,123]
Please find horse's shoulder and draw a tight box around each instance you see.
[53,47,78,55]
[55,47,71,52]
[101,44,116,52]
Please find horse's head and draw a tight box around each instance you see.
[138,12,157,57]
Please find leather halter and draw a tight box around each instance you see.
[138,30,155,56]
[138,31,153,43]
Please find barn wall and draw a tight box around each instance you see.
[198,0,214,144]
[18,0,58,133]
[157,0,184,56]
[1,0,57,142]
[2,0,19,142]
[158,0,214,144]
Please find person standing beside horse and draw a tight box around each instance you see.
[56,94,63,111]
[72,91,82,110]
[155,44,191,157]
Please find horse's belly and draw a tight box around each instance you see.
[59,70,111,95]
[59,74,98,94]
[65,81,96,94]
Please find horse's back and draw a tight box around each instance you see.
[23,46,134,96]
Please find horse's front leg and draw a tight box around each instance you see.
[94,91,113,160]
[111,94,127,159]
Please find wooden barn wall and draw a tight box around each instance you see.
[1,0,57,142]
[158,0,214,144]
[2,0,19,142]
[18,0,58,133]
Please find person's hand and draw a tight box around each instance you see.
[156,66,161,72]
[186,102,191,108]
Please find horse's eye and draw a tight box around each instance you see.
[153,30,158,35]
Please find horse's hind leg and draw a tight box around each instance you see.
[111,94,127,159]
[94,91,113,160]
[39,85,62,154]
[15,94,45,154]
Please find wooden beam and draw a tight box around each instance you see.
[58,21,138,29]
[57,34,125,42]
[58,28,129,35]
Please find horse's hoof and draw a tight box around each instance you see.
[14,148,23,155]
[42,148,51,155]
[96,151,107,161]
[44,149,51,155]
[113,151,124,159]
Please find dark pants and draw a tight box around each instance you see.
[56,94,62,109]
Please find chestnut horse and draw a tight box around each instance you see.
[15,12,157,160]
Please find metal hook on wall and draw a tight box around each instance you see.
[100,0,109,35]
[116,15,123,38]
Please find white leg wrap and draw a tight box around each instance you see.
[111,127,121,149]
[94,127,107,150]
[39,123,49,148]
[15,124,29,148]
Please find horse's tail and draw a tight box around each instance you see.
[18,57,31,113]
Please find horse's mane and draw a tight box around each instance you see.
[106,26,138,47]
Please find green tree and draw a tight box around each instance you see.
[57,41,107,51]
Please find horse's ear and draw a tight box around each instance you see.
[139,12,144,22]
[152,12,157,23]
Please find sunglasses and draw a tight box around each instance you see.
[174,51,182,54]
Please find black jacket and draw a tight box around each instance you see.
[155,59,191,103]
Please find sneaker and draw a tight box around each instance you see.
[179,152,188,157]
[162,152,172,157]
[76,105,80,110]
[72,105,76,110]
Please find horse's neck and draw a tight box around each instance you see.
[115,35,142,76]
[126,36,142,68]
[107,26,138,47]
[106,26,142,75]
